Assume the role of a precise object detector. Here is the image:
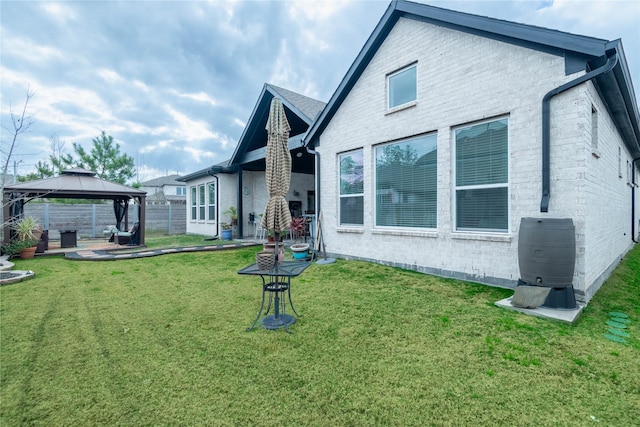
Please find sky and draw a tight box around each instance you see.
[1,0,639,184]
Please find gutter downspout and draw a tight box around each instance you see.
[237,167,243,239]
[633,157,640,243]
[540,51,618,212]
[206,171,220,237]
[305,144,320,219]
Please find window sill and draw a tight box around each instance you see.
[385,100,417,115]
[372,229,438,238]
[337,227,364,234]
[451,232,511,243]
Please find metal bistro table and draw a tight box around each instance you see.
[238,260,310,332]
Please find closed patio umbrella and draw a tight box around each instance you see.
[260,97,293,329]
[261,97,292,241]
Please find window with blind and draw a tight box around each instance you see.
[455,118,508,232]
[375,134,437,228]
[198,184,205,220]
[190,186,197,220]
[388,64,417,109]
[339,149,364,225]
[207,182,216,221]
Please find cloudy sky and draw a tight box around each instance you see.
[2,0,639,183]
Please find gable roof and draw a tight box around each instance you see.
[229,83,326,171]
[140,174,184,187]
[269,84,326,123]
[303,0,639,157]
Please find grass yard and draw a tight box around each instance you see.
[1,237,638,426]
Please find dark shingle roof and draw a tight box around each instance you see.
[267,84,326,122]
[140,174,184,187]
[4,169,145,199]
[228,84,325,169]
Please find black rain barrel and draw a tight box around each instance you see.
[518,218,575,288]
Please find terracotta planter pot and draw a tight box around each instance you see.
[262,243,284,263]
[19,246,37,259]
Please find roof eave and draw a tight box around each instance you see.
[594,41,640,157]
[303,0,619,148]
[304,0,398,148]
[267,84,315,124]
[229,84,324,166]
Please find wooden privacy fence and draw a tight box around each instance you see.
[20,203,186,239]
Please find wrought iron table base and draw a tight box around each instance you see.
[246,277,301,333]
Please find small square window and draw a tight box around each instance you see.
[388,64,416,109]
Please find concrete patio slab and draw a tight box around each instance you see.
[495,296,585,324]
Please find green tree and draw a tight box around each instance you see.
[340,155,363,194]
[20,161,54,181]
[377,144,418,167]
[52,131,135,184]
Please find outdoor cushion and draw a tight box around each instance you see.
[103,225,118,236]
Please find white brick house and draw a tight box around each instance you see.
[303,1,640,302]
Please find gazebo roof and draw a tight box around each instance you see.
[3,168,147,245]
[3,168,146,200]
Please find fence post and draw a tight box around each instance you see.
[168,204,173,235]
[91,204,97,238]
[44,203,50,230]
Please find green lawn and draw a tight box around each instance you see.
[1,238,638,426]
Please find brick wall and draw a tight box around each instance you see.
[315,17,636,301]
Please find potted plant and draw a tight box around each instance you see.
[262,242,284,264]
[266,229,284,243]
[290,243,310,260]
[289,217,309,260]
[220,222,233,240]
[6,216,41,259]
[1,239,39,259]
[223,206,238,226]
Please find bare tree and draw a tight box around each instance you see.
[49,133,66,168]
[1,87,36,242]
[1,87,36,189]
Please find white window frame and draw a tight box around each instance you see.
[190,186,197,220]
[453,117,510,233]
[373,133,437,230]
[387,63,417,111]
[338,149,364,226]
[198,184,205,221]
[207,181,216,221]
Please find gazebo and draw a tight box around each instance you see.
[2,168,146,245]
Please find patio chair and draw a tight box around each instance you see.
[255,223,266,240]
[115,222,140,245]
